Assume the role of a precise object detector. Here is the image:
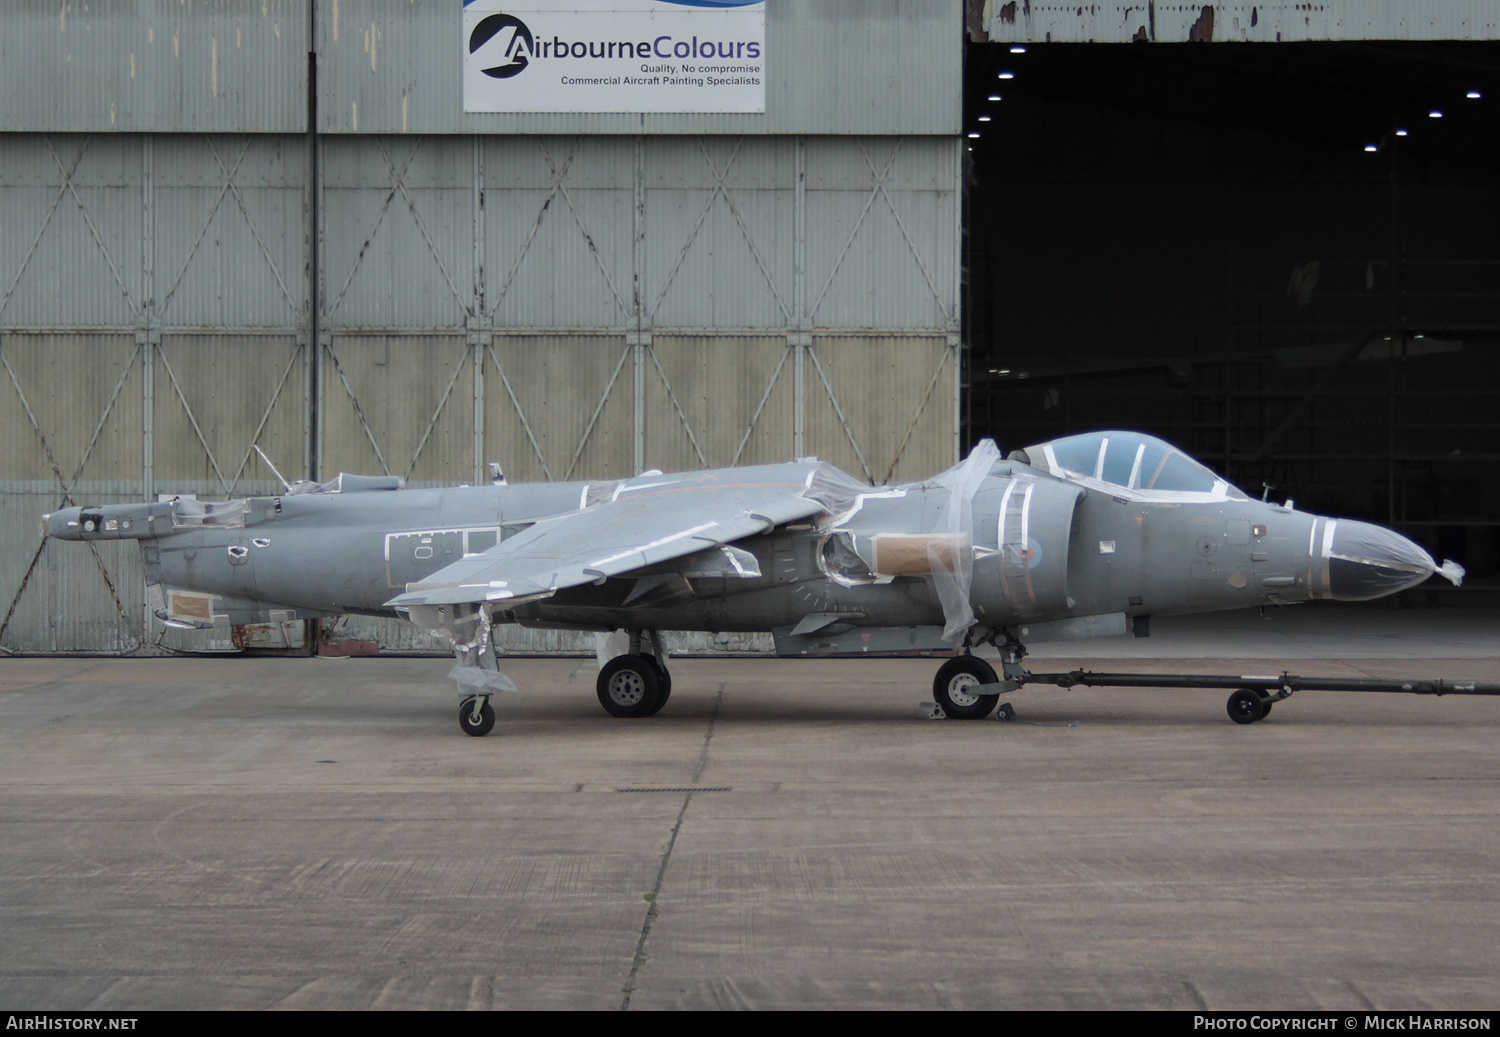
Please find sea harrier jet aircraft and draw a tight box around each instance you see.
[44,431,1466,735]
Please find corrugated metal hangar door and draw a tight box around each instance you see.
[0,1,962,655]
[317,135,958,481]
[0,135,309,652]
[313,134,960,651]
[0,132,960,654]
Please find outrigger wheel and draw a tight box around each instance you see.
[459,695,496,737]
[1226,688,1271,725]
[597,654,665,718]
[933,655,1001,720]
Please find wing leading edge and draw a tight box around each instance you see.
[384,463,830,609]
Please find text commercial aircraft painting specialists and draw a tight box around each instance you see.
[463,0,765,113]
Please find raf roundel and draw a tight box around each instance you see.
[1023,538,1043,569]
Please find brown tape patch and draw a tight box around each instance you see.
[168,591,214,621]
[870,533,967,576]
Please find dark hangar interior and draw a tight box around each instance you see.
[961,29,1500,583]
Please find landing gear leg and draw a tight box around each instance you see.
[993,631,1031,720]
[638,629,671,715]
[407,603,516,736]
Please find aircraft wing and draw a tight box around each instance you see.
[384,463,828,609]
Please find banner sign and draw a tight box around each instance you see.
[463,0,766,114]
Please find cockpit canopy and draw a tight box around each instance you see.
[1013,431,1249,500]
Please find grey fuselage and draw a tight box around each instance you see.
[45,457,1378,644]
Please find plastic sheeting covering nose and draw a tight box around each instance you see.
[1327,519,1464,601]
[929,439,1002,643]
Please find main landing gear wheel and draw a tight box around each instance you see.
[458,696,495,737]
[1226,688,1270,725]
[640,655,671,716]
[597,655,664,718]
[933,656,1001,720]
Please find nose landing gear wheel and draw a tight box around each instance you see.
[933,656,1001,720]
[597,655,664,718]
[1226,688,1269,725]
[459,696,495,737]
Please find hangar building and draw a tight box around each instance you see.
[0,1,960,653]
[0,1,1492,654]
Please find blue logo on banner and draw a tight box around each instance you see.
[469,14,533,79]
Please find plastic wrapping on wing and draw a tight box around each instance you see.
[449,665,517,694]
[596,630,629,669]
[928,439,1002,643]
[801,462,875,520]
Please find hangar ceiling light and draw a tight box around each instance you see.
[963,42,1500,173]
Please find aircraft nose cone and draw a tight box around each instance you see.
[1326,519,1440,601]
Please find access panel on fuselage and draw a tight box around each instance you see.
[385,528,501,589]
